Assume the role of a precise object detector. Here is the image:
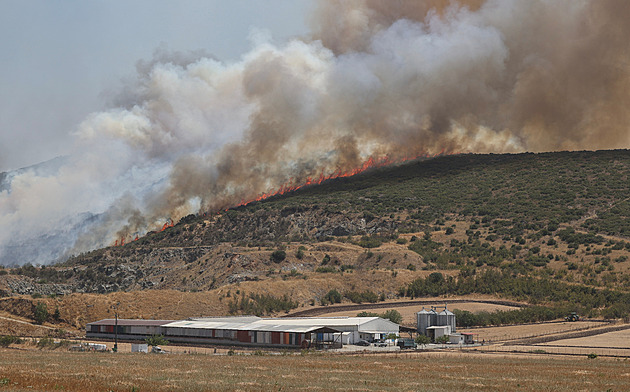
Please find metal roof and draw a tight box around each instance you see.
[189,316,262,323]
[88,316,398,333]
[87,319,175,326]
[163,316,392,333]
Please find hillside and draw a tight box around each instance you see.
[1,149,630,330]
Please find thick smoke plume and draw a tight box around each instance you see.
[1,0,629,265]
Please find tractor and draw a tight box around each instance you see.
[565,312,580,322]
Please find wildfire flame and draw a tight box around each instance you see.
[111,152,448,247]
[233,152,445,209]
[160,219,174,232]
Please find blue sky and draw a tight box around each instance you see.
[0,0,312,171]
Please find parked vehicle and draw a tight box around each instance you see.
[374,339,388,347]
[355,340,371,346]
[151,346,166,354]
[397,338,417,349]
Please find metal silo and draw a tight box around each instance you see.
[428,307,438,328]
[437,305,456,333]
[445,308,456,333]
[416,308,431,335]
[437,309,448,327]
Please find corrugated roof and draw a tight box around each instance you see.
[88,316,397,333]
[163,316,390,332]
[189,316,262,323]
[87,319,175,326]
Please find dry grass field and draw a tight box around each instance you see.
[313,300,520,326]
[459,321,608,343]
[541,328,630,349]
[1,348,629,391]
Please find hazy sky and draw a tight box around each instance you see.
[0,0,312,172]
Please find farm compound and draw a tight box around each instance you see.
[86,316,400,348]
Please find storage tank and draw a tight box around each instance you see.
[437,309,448,327]
[416,308,431,334]
[446,308,456,333]
[437,306,456,333]
[428,307,438,328]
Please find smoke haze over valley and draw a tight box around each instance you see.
[1,0,630,265]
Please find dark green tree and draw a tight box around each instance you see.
[34,302,48,325]
[270,250,286,263]
[380,309,403,324]
[415,335,431,345]
[145,334,169,347]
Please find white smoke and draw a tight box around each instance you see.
[1,0,629,265]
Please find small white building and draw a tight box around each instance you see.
[131,343,148,353]
[449,333,464,345]
[426,325,451,341]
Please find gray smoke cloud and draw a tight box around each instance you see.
[1,0,629,265]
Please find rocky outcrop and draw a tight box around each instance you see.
[3,276,74,297]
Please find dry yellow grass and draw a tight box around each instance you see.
[0,348,628,391]
[460,321,608,343]
[313,300,520,325]
[540,328,630,349]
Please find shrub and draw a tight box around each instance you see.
[0,335,20,347]
[355,310,401,323]
[345,290,379,304]
[270,250,286,263]
[358,236,382,248]
[315,266,337,273]
[436,335,450,344]
[340,264,355,272]
[380,309,402,324]
[322,289,342,305]
[34,302,48,325]
[228,293,298,316]
[145,334,169,347]
[36,337,55,349]
[415,335,431,345]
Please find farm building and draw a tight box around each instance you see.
[86,319,175,340]
[416,305,456,336]
[86,316,399,348]
[426,325,451,341]
[448,332,476,345]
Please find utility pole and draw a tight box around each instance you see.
[113,302,120,353]
[114,311,118,352]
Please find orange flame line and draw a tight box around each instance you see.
[233,152,446,209]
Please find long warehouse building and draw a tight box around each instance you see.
[86,316,399,348]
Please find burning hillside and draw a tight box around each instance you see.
[1,0,630,265]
